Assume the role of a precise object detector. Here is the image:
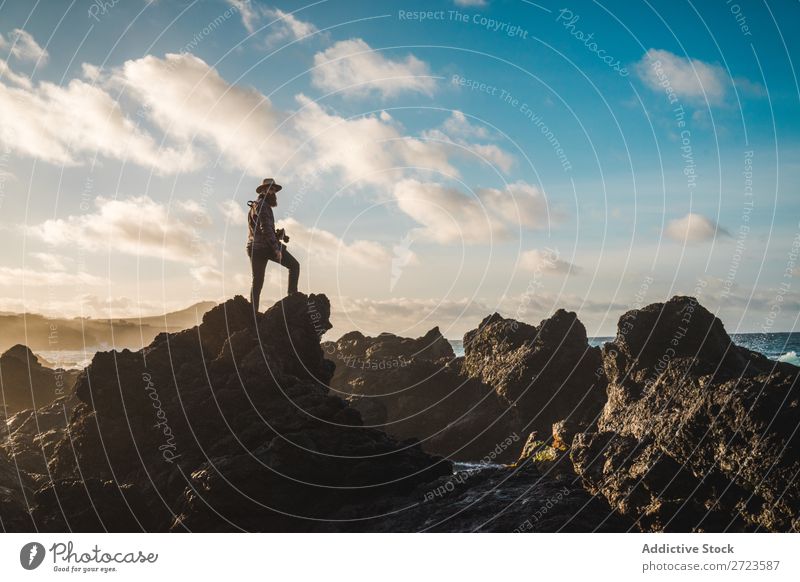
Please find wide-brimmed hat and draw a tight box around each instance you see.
[256,178,282,194]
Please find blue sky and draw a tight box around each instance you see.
[0,0,798,338]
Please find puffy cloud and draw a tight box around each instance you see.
[29,196,215,264]
[520,248,580,274]
[262,7,318,45]
[1,40,466,187]
[423,112,515,173]
[636,49,728,104]
[0,61,200,171]
[0,28,48,63]
[219,199,247,225]
[665,213,728,243]
[225,0,262,34]
[293,95,456,187]
[0,60,32,88]
[392,179,551,244]
[441,110,489,140]
[311,39,436,98]
[282,217,393,269]
[116,52,294,175]
[226,2,319,44]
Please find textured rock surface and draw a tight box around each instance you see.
[0,344,79,415]
[324,327,520,462]
[571,296,800,532]
[1,394,78,480]
[5,293,451,531]
[462,310,607,446]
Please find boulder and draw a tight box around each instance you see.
[324,328,521,462]
[571,296,800,532]
[0,344,80,415]
[34,293,450,531]
[462,309,607,446]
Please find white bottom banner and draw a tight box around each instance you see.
[1,533,798,581]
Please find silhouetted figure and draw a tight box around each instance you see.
[246,178,300,313]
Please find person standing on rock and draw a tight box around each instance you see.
[246,178,300,313]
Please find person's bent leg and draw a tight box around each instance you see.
[280,248,300,295]
[249,247,268,312]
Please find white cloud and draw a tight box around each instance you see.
[219,199,247,225]
[423,112,515,173]
[225,2,318,45]
[393,179,550,244]
[665,213,728,243]
[225,0,262,34]
[263,7,319,45]
[116,52,295,176]
[293,95,456,187]
[29,196,215,264]
[282,217,394,269]
[0,60,200,171]
[0,60,32,88]
[636,49,728,104]
[520,248,580,274]
[81,63,102,81]
[0,28,48,63]
[311,38,436,99]
[0,266,106,287]
[394,179,494,244]
[441,110,489,140]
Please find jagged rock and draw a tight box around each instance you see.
[462,309,607,446]
[0,344,79,415]
[1,394,78,480]
[324,328,521,462]
[35,293,450,531]
[571,296,800,532]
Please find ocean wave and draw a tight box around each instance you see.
[778,351,800,367]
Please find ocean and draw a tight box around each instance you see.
[447,332,800,367]
[35,332,800,370]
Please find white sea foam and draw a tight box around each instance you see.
[778,350,800,367]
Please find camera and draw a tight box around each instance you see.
[275,228,290,243]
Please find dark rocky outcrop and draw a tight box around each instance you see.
[571,296,800,532]
[462,310,607,442]
[13,293,451,531]
[323,309,607,465]
[0,345,80,415]
[324,328,521,462]
[2,293,794,532]
[1,394,78,479]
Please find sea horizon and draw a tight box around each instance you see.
[32,330,800,370]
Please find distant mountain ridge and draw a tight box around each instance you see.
[0,301,217,353]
